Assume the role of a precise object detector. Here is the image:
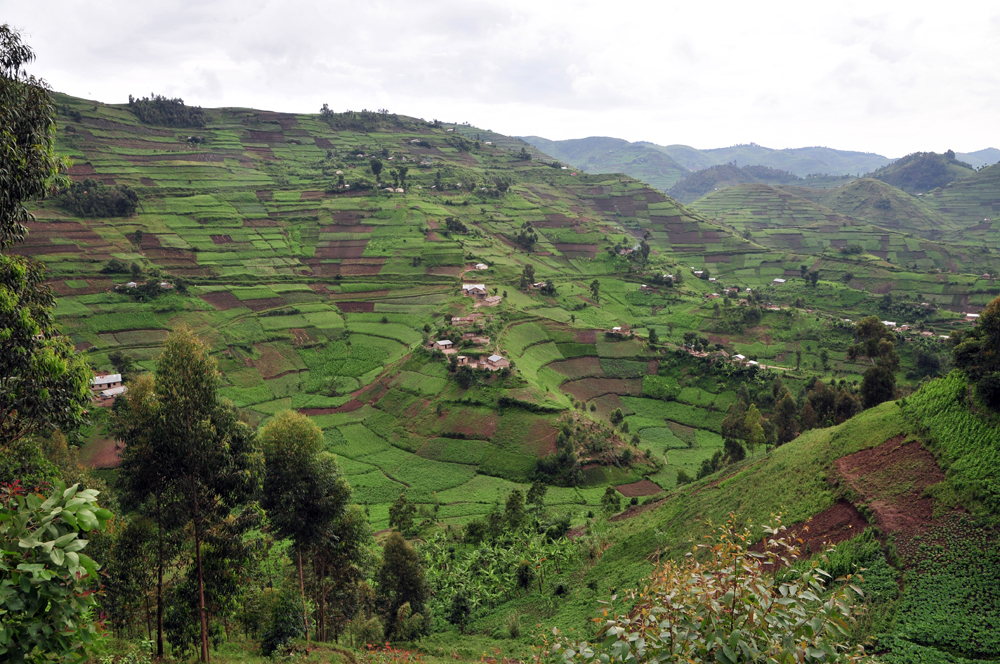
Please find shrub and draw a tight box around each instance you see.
[260,587,304,656]
[977,372,1000,411]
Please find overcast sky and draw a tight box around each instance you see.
[7,1,999,157]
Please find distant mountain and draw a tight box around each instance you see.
[666,163,801,204]
[866,151,976,194]
[648,143,892,177]
[521,136,689,190]
[956,148,1000,169]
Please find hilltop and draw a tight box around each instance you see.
[866,150,977,194]
[667,163,802,203]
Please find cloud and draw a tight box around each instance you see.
[5,1,1000,155]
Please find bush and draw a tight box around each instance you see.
[260,587,304,656]
[58,179,139,217]
[977,372,1000,411]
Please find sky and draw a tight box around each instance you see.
[6,0,999,157]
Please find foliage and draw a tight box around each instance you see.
[259,586,303,657]
[952,295,1000,380]
[0,25,63,247]
[376,531,427,640]
[550,515,867,664]
[126,93,205,127]
[57,179,139,217]
[0,255,92,448]
[389,492,417,534]
[0,481,113,664]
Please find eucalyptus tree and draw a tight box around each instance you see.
[259,409,351,643]
[114,327,263,662]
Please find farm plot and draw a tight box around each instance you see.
[547,356,605,379]
[561,377,643,402]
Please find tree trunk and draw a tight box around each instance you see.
[145,591,152,644]
[298,542,309,642]
[193,480,210,663]
[156,493,165,659]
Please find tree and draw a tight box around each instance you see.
[600,486,621,516]
[773,393,799,445]
[504,489,527,531]
[648,327,658,345]
[114,327,262,662]
[551,516,867,664]
[588,279,600,302]
[397,165,408,187]
[820,349,830,372]
[376,532,427,640]
[259,410,351,643]
[848,316,900,409]
[744,404,765,456]
[388,492,416,534]
[721,400,749,463]
[447,590,472,633]
[952,295,1000,380]
[796,349,802,371]
[0,25,64,247]
[526,480,547,519]
[455,364,475,389]
[521,263,536,289]
[0,482,113,664]
[370,158,383,183]
[0,255,92,449]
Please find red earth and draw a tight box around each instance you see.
[616,479,664,497]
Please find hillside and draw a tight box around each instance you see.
[520,135,690,190]
[867,151,977,194]
[927,162,1000,247]
[667,163,801,203]
[956,147,1000,169]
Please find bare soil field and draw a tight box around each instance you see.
[561,377,643,402]
[615,479,663,497]
[199,291,244,310]
[547,356,605,379]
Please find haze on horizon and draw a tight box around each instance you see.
[7,0,999,158]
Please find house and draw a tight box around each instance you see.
[664,274,674,279]
[125,281,138,289]
[747,360,760,366]
[530,282,546,289]
[733,354,746,363]
[708,277,717,282]
[900,325,910,331]
[773,278,786,284]
[939,335,951,340]
[882,321,897,328]
[160,282,173,289]
[966,313,981,320]
[611,326,622,333]
[483,295,502,306]
[452,315,479,326]
[485,354,510,369]
[410,139,421,143]
[484,141,492,145]
[335,170,343,175]
[395,188,404,193]
[475,263,489,270]
[921,331,934,337]
[707,293,720,299]
[447,128,454,132]
[100,385,127,399]
[462,284,487,297]
[90,373,123,392]
[693,270,704,276]
[456,355,469,365]
[640,284,654,292]
[434,339,453,350]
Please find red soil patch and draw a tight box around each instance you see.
[74,341,95,351]
[548,356,605,379]
[616,479,663,497]
[199,292,244,310]
[210,234,234,244]
[340,257,385,276]
[247,130,284,143]
[426,231,440,241]
[527,421,559,456]
[562,377,643,402]
[443,411,499,439]
[300,190,325,200]
[315,239,369,259]
[427,266,463,276]
[321,224,373,233]
[751,500,868,557]
[66,162,97,178]
[574,329,598,343]
[289,329,313,345]
[334,301,375,313]
[255,190,273,201]
[553,243,598,258]
[140,177,156,186]
[299,400,364,416]
[79,436,122,469]
[244,297,287,312]
[833,435,945,534]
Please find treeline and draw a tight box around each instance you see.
[127,93,206,127]
[319,103,404,131]
[57,178,139,217]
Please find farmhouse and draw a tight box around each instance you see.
[482,295,502,306]
[90,373,122,392]
[966,313,980,320]
[434,339,453,350]
[160,282,173,289]
[708,277,717,282]
[484,354,510,370]
[125,281,137,289]
[475,263,489,270]
[693,270,704,276]
[882,321,897,328]
[451,315,480,326]
[462,283,487,297]
[530,282,546,289]
[640,284,654,292]
[100,385,126,399]
[773,278,786,284]
[733,354,746,363]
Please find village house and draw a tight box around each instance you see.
[773,278,786,284]
[733,354,746,363]
[462,283,487,298]
[530,282,546,289]
[451,315,480,326]
[882,321,897,328]
[482,295,502,306]
[484,354,510,370]
[693,270,704,276]
[640,284,654,292]
[966,313,981,320]
[708,277,717,282]
[475,263,489,270]
[611,326,622,333]
[90,373,123,392]
[433,339,454,351]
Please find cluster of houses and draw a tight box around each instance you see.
[431,339,509,371]
[116,281,173,291]
[90,373,125,406]
[462,283,502,307]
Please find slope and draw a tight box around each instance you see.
[925,162,1000,247]
[522,135,690,190]
[667,163,801,203]
[867,151,976,194]
[653,142,891,177]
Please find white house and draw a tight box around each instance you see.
[90,374,123,391]
[694,270,704,276]
[967,313,981,319]
[882,321,897,328]
[485,141,492,145]
[410,139,421,143]
[773,278,786,284]
[611,326,622,333]
[708,277,717,282]
[485,354,509,369]
[463,283,487,297]
[100,385,127,399]
[475,263,489,270]
[733,354,746,362]
[747,360,760,366]
[125,281,138,289]
[434,339,453,350]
